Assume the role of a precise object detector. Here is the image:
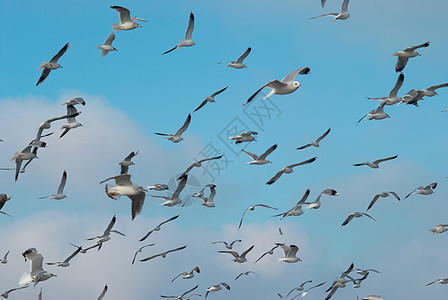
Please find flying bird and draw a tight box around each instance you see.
[139,215,179,241]
[367,192,400,210]
[211,240,242,250]
[139,245,187,262]
[198,184,217,208]
[430,224,448,234]
[341,212,376,226]
[357,102,390,124]
[274,189,311,219]
[86,215,125,250]
[303,189,338,209]
[131,244,155,264]
[368,73,404,105]
[234,271,258,281]
[147,184,169,191]
[97,285,108,300]
[392,41,430,72]
[266,157,317,185]
[406,83,448,106]
[426,278,448,286]
[0,250,10,264]
[118,151,138,174]
[160,285,199,299]
[36,43,69,86]
[205,283,230,299]
[218,245,254,263]
[227,131,258,144]
[405,182,437,199]
[353,155,398,168]
[150,174,187,207]
[194,87,228,112]
[297,128,331,150]
[0,194,12,216]
[254,245,280,264]
[38,170,67,200]
[62,97,85,106]
[242,144,277,165]
[60,103,83,139]
[218,47,251,69]
[110,6,147,32]
[97,33,117,57]
[239,204,277,230]
[45,245,81,267]
[171,267,200,282]
[310,0,350,22]
[178,156,222,178]
[34,112,80,147]
[19,248,57,286]
[10,145,38,182]
[155,113,191,143]
[163,12,195,55]
[276,244,301,263]
[294,282,326,298]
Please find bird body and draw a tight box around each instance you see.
[110,6,146,32]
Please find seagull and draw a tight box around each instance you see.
[218,245,254,263]
[0,250,10,264]
[97,33,117,57]
[286,280,313,298]
[155,113,191,143]
[310,0,350,22]
[86,215,125,250]
[118,151,138,175]
[10,144,38,181]
[36,43,69,86]
[359,296,383,300]
[407,83,448,106]
[367,73,404,105]
[405,182,437,199]
[212,240,242,250]
[366,192,400,211]
[100,174,147,220]
[426,278,448,286]
[34,112,80,147]
[430,224,448,234]
[353,155,398,169]
[392,41,430,72]
[276,244,301,263]
[227,131,258,144]
[131,244,155,264]
[139,215,180,241]
[60,103,83,139]
[38,170,67,200]
[398,89,421,106]
[199,185,217,208]
[0,194,12,217]
[163,12,195,55]
[273,189,311,219]
[45,245,81,267]
[194,87,228,112]
[69,243,100,254]
[191,184,215,200]
[1,284,31,298]
[303,189,338,209]
[234,271,258,281]
[297,128,331,150]
[139,245,187,262]
[147,184,169,191]
[266,157,317,185]
[357,102,390,124]
[205,283,230,299]
[110,6,146,32]
[244,67,311,105]
[238,204,277,229]
[341,212,376,226]
[218,47,251,69]
[161,285,199,299]
[350,273,369,288]
[97,285,108,300]
[325,263,355,300]
[19,248,57,286]
[150,174,187,207]
[178,156,222,178]
[254,245,280,264]
[62,97,86,106]
[295,282,326,298]
[242,144,277,165]
[355,268,380,276]
[171,267,200,283]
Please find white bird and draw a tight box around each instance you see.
[234,271,258,281]
[0,250,10,264]
[242,144,277,165]
[19,248,57,286]
[97,285,108,300]
[227,131,258,144]
[60,103,83,139]
[218,245,254,263]
[341,212,376,226]
[218,47,251,69]
[194,87,228,112]
[211,240,242,250]
[294,282,326,298]
[297,128,331,150]
[274,189,311,219]
[131,244,155,264]
[139,245,187,262]
[303,188,338,209]
[45,245,81,267]
[155,113,191,143]
[38,170,67,200]
[86,215,125,250]
[34,112,80,147]
[266,157,317,185]
[178,156,222,178]
[100,174,147,220]
[1,284,31,298]
[147,184,169,191]
[325,263,355,300]
[150,174,187,207]
[426,278,448,286]
[171,267,200,282]
[357,102,390,124]
[10,145,38,182]
[276,244,301,263]
[244,67,311,105]
[62,97,86,106]
[310,0,350,22]
[285,280,315,298]
[110,6,147,32]
[0,194,12,217]
[366,192,400,210]
[405,182,437,199]
[430,224,448,234]
[353,155,398,169]
[254,245,280,263]
[163,12,195,55]
[406,83,448,106]
[161,285,199,299]
[97,33,117,57]
[205,283,230,299]
[139,215,180,241]
[367,73,404,105]
[118,151,138,175]
[392,41,430,72]
[199,185,217,208]
[36,43,69,86]
[238,204,277,229]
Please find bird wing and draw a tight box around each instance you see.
[194,100,208,112]
[181,285,199,297]
[171,272,188,283]
[353,162,367,167]
[103,215,117,235]
[238,207,251,230]
[50,43,69,63]
[111,6,131,23]
[97,285,108,300]
[254,251,270,264]
[258,144,278,160]
[218,250,239,258]
[373,155,398,164]
[241,245,255,257]
[428,182,437,189]
[131,250,140,265]
[64,246,82,263]
[361,212,376,221]
[159,215,180,227]
[388,73,404,98]
[27,251,44,277]
[276,244,291,257]
[123,151,138,162]
[36,68,51,86]
[404,188,416,199]
[296,143,312,150]
[185,12,195,40]
[174,113,191,137]
[315,128,331,143]
[296,189,311,206]
[210,86,229,97]
[428,83,448,91]
[425,280,438,286]
[166,245,187,255]
[241,149,258,160]
[139,229,155,242]
[129,191,145,220]
[221,282,230,290]
[286,245,299,258]
[104,33,115,46]
[341,0,350,12]
[367,195,380,211]
[266,170,284,185]
[140,253,162,262]
[388,191,400,201]
[235,273,244,281]
[281,67,311,83]
[321,0,327,7]
[162,46,177,55]
[395,57,408,73]
[341,214,355,226]
[236,47,251,64]
[57,170,67,195]
[198,155,223,164]
[405,41,430,51]
[310,13,339,19]
[287,157,317,168]
[172,174,187,200]
[244,84,268,106]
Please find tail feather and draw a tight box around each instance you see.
[105,184,121,200]
[111,24,121,32]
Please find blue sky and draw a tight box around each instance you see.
[1,0,448,299]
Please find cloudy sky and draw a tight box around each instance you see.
[0,0,448,299]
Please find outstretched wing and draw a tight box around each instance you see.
[175,113,192,137]
[236,47,251,64]
[57,170,67,195]
[185,12,195,40]
[281,67,311,83]
[316,127,331,143]
[50,43,69,63]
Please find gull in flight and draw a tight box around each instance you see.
[310,0,350,22]
[139,245,187,262]
[274,189,311,219]
[357,102,390,124]
[38,170,67,200]
[69,243,100,254]
[150,174,187,207]
[218,47,251,69]
[297,128,331,150]
[366,192,400,211]
[254,245,280,263]
[34,112,80,147]
[426,278,448,286]
[178,156,222,178]
[19,248,57,286]
[191,184,215,200]
[171,267,200,282]
[110,6,147,32]
[0,194,12,217]
[161,285,199,299]
[97,285,108,300]
[234,271,258,281]
[118,151,138,175]
[218,245,254,263]
[341,212,376,226]
[86,215,125,250]
[238,204,277,230]
[294,282,326,298]
[60,103,83,139]
[212,240,242,250]
[359,296,383,300]
[430,224,448,234]
[62,97,85,106]
[199,185,217,208]
[368,73,404,105]
[97,33,117,57]
[205,283,230,299]
[0,250,10,264]
[406,83,448,106]
[285,280,313,298]
[1,284,31,298]
[45,245,81,267]
[227,131,258,144]
[266,157,317,185]
[244,67,311,105]
[139,215,179,241]
[36,43,69,86]
[100,174,147,220]
[147,184,169,191]
[194,87,228,112]
[276,244,301,263]
[11,144,38,182]
[356,268,380,276]
[155,113,191,143]
[242,144,277,165]
[131,244,155,264]
[325,263,354,300]
[353,155,398,169]
[303,188,338,209]
[404,182,437,199]
[163,12,195,55]
[392,41,430,72]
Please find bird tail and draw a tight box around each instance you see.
[111,24,121,32]
[105,184,121,200]
[19,273,32,285]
